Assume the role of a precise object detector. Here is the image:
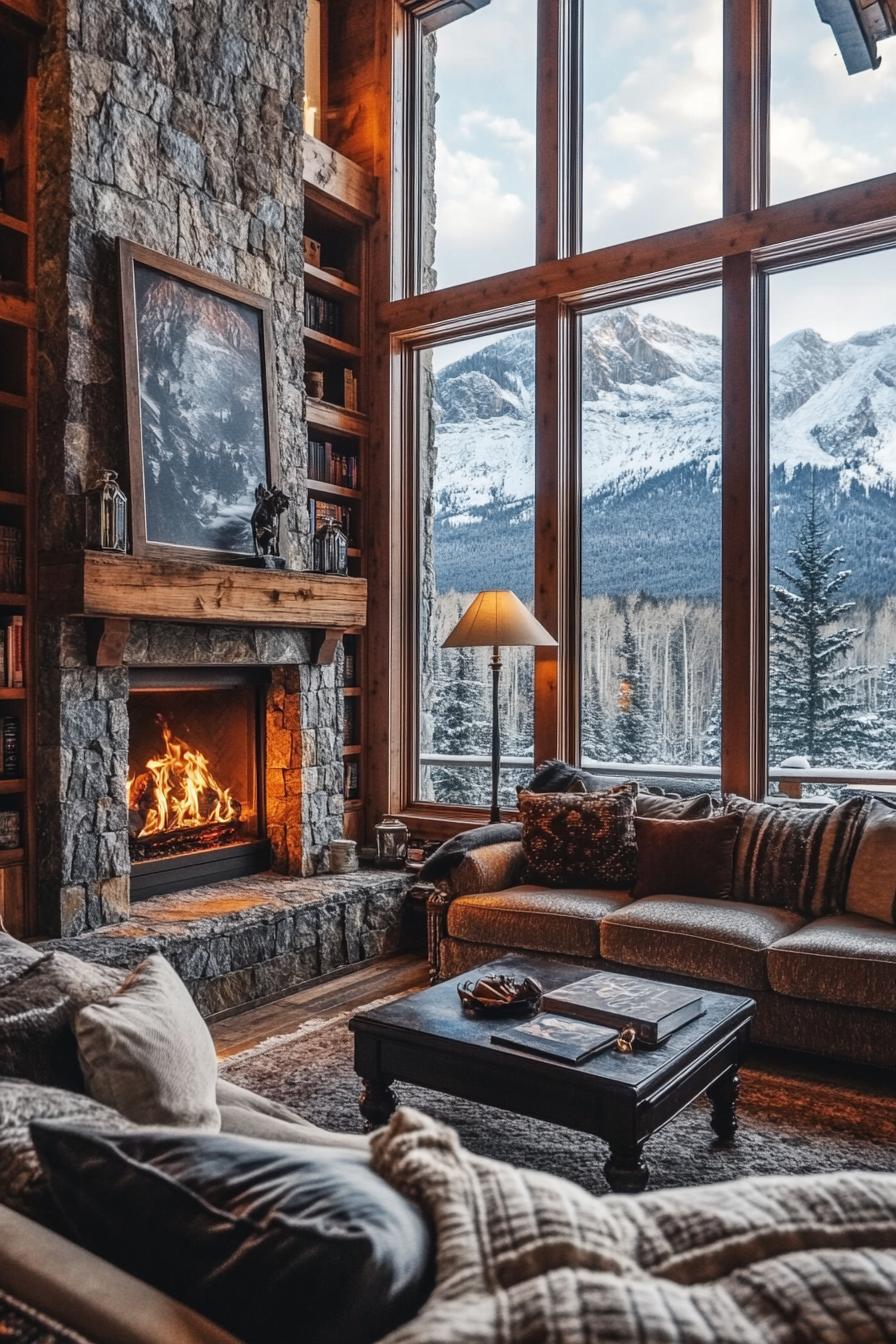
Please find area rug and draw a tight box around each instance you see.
[220,999,896,1195]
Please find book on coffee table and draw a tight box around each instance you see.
[491,1014,619,1065]
[541,972,704,1046]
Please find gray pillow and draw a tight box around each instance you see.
[0,1078,135,1229]
[635,792,715,820]
[31,1123,434,1344]
[0,931,42,989]
[76,954,220,1131]
[0,953,126,1091]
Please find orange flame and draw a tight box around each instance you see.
[128,717,238,838]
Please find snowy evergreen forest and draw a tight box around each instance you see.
[419,308,896,804]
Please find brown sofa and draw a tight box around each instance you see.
[427,836,896,1070]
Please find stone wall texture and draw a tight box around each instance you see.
[33,0,350,936]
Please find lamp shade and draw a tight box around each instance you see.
[441,590,557,649]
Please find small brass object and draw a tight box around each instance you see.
[616,1026,637,1054]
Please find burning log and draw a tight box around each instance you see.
[130,816,243,862]
[127,715,244,855]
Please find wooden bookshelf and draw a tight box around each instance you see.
[303,135,375,841]
[0,1,38,936]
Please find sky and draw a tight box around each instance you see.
[428,0,894,340]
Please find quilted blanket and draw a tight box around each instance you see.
[371,1108,896,1344]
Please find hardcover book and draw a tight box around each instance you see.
[491,1014,619,1065]
[541,972,704,1046]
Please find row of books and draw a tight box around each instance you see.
[308,439,359,490]
[0,617,24,688]
[343,698,359,747]
[492,972,705,1065]
[304,292,343,340]
[0,527,23,593]
[308,498,355,544]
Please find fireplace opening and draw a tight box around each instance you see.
[127,668,270,900]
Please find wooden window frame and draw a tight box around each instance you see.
[367,0,896,835]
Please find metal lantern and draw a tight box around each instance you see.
[84,470,128,553]
[375,815,409,868]
[312,516,348,575]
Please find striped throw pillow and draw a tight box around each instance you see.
[724,795,869,918]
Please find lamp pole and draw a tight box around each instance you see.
[490,644,502,824]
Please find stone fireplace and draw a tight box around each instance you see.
[28,0,375,939]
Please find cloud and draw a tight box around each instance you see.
[770,109,880,197]
[458,111,535,162]
[433,141,526,255]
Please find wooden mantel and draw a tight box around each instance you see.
[39,552,367,665]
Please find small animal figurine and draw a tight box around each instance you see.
[250,482,291,567]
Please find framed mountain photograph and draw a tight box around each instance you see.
[118,239,280,564]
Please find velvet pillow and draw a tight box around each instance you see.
[0,1079,136,1230]
[632,814,741,901]
[32,1123,434,1344]
[519,786,638,888]
[0,953,126,1091]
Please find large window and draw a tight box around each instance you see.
[771,0,895,204]
[415,0,537,292]
[581,1,722,252]
[767,249,896,783]
[416,327,535,806]
[581,290,722,776]
[380,0,896,826]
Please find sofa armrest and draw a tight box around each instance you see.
[426,841,526,981]
[0,1205,239,1344]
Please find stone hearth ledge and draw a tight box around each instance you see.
[41,869,411,1017]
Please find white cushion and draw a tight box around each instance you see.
[76,955,220,1132]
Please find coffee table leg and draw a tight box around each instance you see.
[604,1141,650,1194]
[359,1076,397,1132]
[707,1067,739,1142]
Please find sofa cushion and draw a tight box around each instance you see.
[76,954,220,1132]
[600,895,805,992]
[725,794,868,917]
[0,953,126,1092]
[846,798,896,925]
[766,914,896,1013]
[519,786,637,888]
[31,1123,434,1344]
[0,1079,136,1230]
[632,815,741,900]
[447,885,630,959]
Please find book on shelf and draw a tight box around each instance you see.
[1,717,18,778]
[343,641,356,686]
[343,698,359,746]
[304,291,343,339]
[308,438,359,489]
[0,526,23,593]
[343,368,358,411]
[4,616,23,689]
[491,1014,619,1066]
[308,498,353,543]
[541,972,704,1046]
[0,809,19,849]
[344,759,360,800]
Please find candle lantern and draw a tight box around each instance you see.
[375,815,409,868]
[84,470,128,553]
[312,516,348,575]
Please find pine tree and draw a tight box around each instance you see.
[581,682,613,765]
[430,647,491,803]
[768,476,864,766]
[614,612,653,764]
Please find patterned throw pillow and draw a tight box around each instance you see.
[519,786,638,889]
[725,795,869,917]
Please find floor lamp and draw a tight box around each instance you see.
[441,590,557,824]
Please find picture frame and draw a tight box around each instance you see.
[117,239,281,565]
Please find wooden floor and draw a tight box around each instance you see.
[211,953,429,1059]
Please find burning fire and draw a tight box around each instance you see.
[128,716,239,839]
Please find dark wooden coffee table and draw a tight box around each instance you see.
[349,954,755,1193]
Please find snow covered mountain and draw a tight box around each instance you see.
[431,309,896,600]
